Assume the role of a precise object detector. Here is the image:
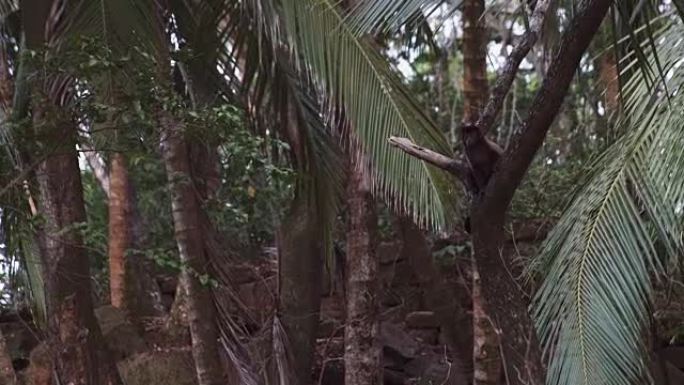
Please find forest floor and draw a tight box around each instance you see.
[2,225,684,385]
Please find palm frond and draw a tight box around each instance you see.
[58,0,163,54]
[280,0,459,230]
[346,0,446,35]
[0,0,16,20]
[532,19,684,385]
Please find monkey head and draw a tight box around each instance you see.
[461,124,482,147]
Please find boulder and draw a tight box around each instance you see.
[95,306,147,361]
[381,322,420,365]
[0,322,38,365]
[24,342,51,385]
[404,353,456,384]
[119,349,197,385]
[405,311,439,329]
[378,242,403,265]
[408,329,439,346]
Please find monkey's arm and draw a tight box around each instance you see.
[388,136,470,184]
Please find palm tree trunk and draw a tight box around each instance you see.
[0,328,17,385]
[108,152,129,309]
[597,49,619,115]
[462,1,501,384]
[33,109,122,385]
[277,192,323,385]
[344,162,382,385]
[462,0,489,123]
[107,152,164,318]
[159,112,225,385]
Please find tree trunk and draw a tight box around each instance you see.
[462,0,489,123]
[597,48,619,116]
[472,5,612,383]
[462,1,501,384]
[344,162,382,385]
[107,152,164,319]
[126,179,166,318]
[166,140,220,331]
[33,108,122,385]
[470,211,542,385]
[0,328,17,385]
[277,193,323,385]
[160,112,225,385]
[108,152,129,309]
[398,217,469,385]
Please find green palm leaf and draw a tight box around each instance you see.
[532,20,684,385]
[346,0,445,34]
[281,0,459,230]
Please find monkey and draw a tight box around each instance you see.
[461,123,504,195]
[460,123,504,233]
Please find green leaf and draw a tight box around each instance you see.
[281,0,460,231]
[532,19,684,385]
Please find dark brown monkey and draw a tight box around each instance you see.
[461,123,504,195]
[461,124,503,233]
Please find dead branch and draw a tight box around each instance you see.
[388,136,469,182]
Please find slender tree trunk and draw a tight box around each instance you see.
[398,217,469,385]
[108,152,129,309]
[107,152,164,318]
[598,49,619,115]
[0,328,17,385]
[462,1,501,384]
[160,112,225,385]
[167,141,220,331]
[344,162,382,385]
[33,107,122,385]
[462,0,489,123]
[277,192,323,385]
[126,179,166,318]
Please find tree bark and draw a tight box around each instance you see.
[462,0,489,123]
[33,108,122,385]
[160,112,225,385]
[108,152,129,309]
[126,179,166,318]
[277,192,323,385]
[462,1,501,384]
[398,217,469,385]
[107,152,164,319]
[344,162,382,385]
[597,48,619,116]
[0,328,17,385]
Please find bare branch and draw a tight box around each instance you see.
[476,0,553,132]
[388,136,469,182]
